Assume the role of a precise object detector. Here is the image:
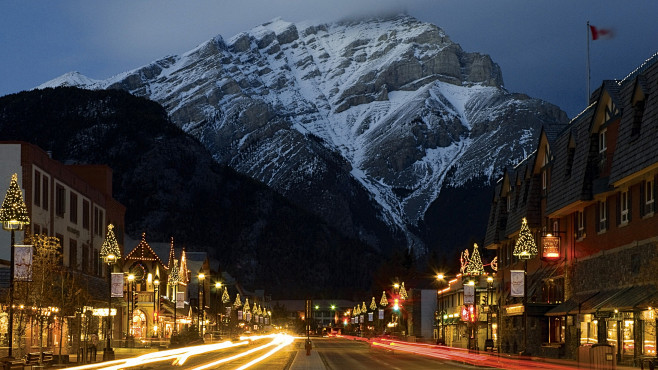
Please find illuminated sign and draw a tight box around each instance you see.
[92,308,117,316]
[461,305,477,322]
[542,236,561,260]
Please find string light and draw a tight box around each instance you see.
[100,224,121,260]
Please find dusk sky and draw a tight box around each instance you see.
[1,0,656,118]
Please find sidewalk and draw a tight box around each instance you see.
[289,347,325,370]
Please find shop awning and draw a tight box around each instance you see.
[577,288,627,314]
[597,285,658,312]
[545,291,599,316]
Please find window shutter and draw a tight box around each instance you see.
[608,192,621,226]
[628,188,632,222]
[640,181,646,217]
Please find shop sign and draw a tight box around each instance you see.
[461,305,477,322]
[111,273,124,297]
[542,236,561,260]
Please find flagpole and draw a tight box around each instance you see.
[586,21,590,105]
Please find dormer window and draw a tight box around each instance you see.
[598,129,607,154]
[604,98,619,122]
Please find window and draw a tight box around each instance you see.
[69,239,77,269]
[580,314,597,345]
[599,200,608,232]
[507,196,512,212]
[552,220,559,235]
[577,211,585,239]
[34,170,41,207]
[599,129,607,153]
[70,192,78,224]
[632,100,645,137]
[82,200,90,230]
[646,179,655,215]
[620,190,630,225]
[33,224,40,235]
[82,244,89,274]
[55,184,66,217]
[42,175,49,211]
[542,171,547,191]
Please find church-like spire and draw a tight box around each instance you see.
[167,236,175,270]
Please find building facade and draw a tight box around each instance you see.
[484,53,658,364]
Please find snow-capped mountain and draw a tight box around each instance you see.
[40,15,568,251]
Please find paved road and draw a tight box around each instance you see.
[304,337,491,370]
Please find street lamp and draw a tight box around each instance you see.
[436,273,448,344]
[153,278,160,339]
[0,173,30,359]
[198,273,205,338]
[127,273,135,339]
[100,223,121,361]
[168,260,181,335]
[486,276,494,345]
[513,217,538,356]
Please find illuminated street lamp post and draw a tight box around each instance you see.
[437,273,447,344]
[168,260,181,335]
[100,223,121,361]
[198,273,205,338]
[486,276,494,342]
[512,217,538,355]
[153,278,160,339]
[127,273,135,339]
[0,174,30,359]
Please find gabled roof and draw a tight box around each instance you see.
[125,233,166,266]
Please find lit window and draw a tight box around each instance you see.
[646,179,655,214]
[577,211,585,239]
[599,129,607,153]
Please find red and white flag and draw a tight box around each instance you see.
[590,25,614,40]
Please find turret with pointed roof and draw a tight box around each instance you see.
[167,236,176,271]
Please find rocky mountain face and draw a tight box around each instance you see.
[0,87,381,297]
[40,15,568,252]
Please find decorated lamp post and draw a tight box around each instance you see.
[379,291,388,334]
[0,174,30,359]
[168,260,181,335]
[221,285,230,335]
[512,217,538,355]
[100,223,121,360]
[198,273,205,337]
[153,278,160,339]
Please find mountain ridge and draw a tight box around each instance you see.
[39,14,568,252]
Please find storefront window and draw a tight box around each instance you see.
[623,319,634,355]
[643,310,656,355]
[580,314,597,344]
[607,320,618,349]
[549,317,565,343]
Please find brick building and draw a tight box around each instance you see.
[484,53,658,365]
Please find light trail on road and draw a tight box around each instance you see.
[65,333,293,370]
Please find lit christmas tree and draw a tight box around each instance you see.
[466,243,484,276]
[168,260,180,285]
[0,173,30,229]
[362,302,367,313]
[513,217,538,259]
[400,282,408,300]
[222,286,230,304]
[100,224,121,260]
[233,293,242,308]
[370,297,377,311]
[379,291,388,307]
[244,298,250,312]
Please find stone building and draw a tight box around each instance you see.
[484,53,658,365]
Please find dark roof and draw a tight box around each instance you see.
[546,291,599,316]
[546,108,595,215]
[598,285,658,312]
[609,56,658,184]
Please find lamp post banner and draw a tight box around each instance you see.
[464,285,475,305]
[378,309,384,320]
[176,291,185,308]
[111,273,124,297]
[511,270,525,297]
[14,245,33,281]
[368,312,373,322]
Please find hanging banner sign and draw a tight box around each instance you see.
[238,310,243,321]
[359,315,364,323]
[246,312,251,322]
[542,236,561,260]
[379,309,384,320]
[111,273,124,297]
[265,317,269,325]
[464,284,475,305]
[368,312,373,322]
[226,307,231,316]
[176,291,185,308]
[511,270,525,297]
[14,245,33,282]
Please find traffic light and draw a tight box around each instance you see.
[481,294,487,305]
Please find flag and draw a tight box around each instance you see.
[590,25,613,40]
